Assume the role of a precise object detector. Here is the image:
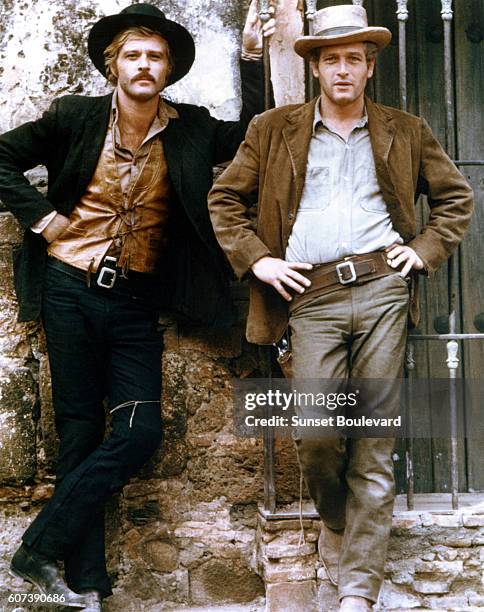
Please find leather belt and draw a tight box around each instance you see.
[47,256,158,297]
[292,251,403,310]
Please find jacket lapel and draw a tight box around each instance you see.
[76,94,112,200]
[282,99,318,209]
[366,96,398,207]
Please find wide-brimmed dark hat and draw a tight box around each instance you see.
[88,3,195,86]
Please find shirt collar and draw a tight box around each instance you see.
[312,97,368,135]
[110,91,179,147]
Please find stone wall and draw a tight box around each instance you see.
[257,500,484,611]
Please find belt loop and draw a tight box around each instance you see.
[121,254,130,280]
[86,258,95,288]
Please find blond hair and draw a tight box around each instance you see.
[103,26,173,85]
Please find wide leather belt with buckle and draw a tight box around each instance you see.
[292,251,403,309]
[47,256,157,296]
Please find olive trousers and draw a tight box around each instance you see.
[289,273,410,604]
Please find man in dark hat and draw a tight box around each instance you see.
[0,2,274,609]
[208,4,473,610]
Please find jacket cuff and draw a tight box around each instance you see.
[240,52,262,62]
[230,238,271,280]
[21,201,57,232]
[406,236,441,276]
[31,210,57,233]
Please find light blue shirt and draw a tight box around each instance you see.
[285,100,403,264]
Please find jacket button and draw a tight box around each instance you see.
[288,213,294,220]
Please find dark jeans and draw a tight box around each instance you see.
[22,262,164,597]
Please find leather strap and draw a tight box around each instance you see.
[47,256,158,297]
[292,251,401,309]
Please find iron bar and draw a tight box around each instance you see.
[259,0,272,111]
[453,160,484,166]
[396,0,412,510]
[441,0,458,335]
[262,416,276,513]
[396,1,409,112]
[408,333,484,341]
[305,0,317,32]
[259,509,320,520]
[446,339,460,509]
[404,342,415,510]
[258,0,276,512]
[441,0,455,157]
[259,346,276,513]
[305,0,317,100]
[440,0,459,510]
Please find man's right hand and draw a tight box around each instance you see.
[251,256,313,301]
[41,213,70,243]
[242,0,276,60]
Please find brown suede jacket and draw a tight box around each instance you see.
[208,96,474,345]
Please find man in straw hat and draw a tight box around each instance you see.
[0,2,274,609]
[209,3,473,609]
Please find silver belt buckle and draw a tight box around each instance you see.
[97,256,117,289]
[336,260,357,285]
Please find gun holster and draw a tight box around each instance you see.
[274,329,293,378]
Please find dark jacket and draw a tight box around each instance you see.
[0,60,264,325]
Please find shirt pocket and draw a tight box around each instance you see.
[357,165,387,214]
[299,166,331,212]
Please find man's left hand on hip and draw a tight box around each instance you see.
[385,244,424,277]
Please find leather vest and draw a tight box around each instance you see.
[48,128,172,274]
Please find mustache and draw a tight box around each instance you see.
[132,73,155,82]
